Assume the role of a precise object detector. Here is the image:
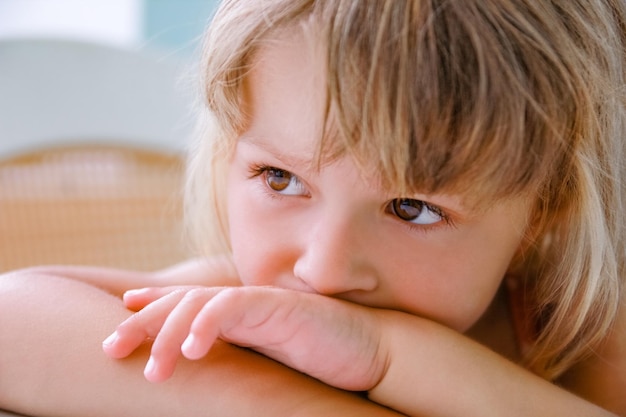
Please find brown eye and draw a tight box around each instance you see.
[266,168,291,191]
[263,167,307,195]
[391,198,424,221]
[388,198,443,225]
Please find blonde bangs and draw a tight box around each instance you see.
[202,0,583,207]
[321,1,584,207]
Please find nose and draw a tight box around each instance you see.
[292,212,378,296]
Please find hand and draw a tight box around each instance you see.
[102,286,388,391]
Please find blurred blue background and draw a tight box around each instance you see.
[143,0,219,56]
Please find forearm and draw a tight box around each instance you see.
[12,255,239,296]
[0,272,401,417]
[369,311,615,417]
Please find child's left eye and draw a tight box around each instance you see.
[387,198,444,225]
[261,167,308,196]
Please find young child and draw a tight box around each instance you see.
[1,0,624,416]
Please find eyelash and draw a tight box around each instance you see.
[386,200,454,233]
[248,163,454,231]
[248,163,286,180]
[248,163,281,182]
[247,164,303,198]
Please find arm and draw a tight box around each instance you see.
[0,271,402,417]
[369,310,618,417]
[107,286,621,416]
[17,255,240,296]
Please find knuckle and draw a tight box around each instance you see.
[213,287,244,306]
[114,316,145,339]
[183,287,208,302]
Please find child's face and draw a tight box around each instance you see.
[225,30,532,332]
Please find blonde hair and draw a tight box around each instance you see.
[186,0,626,380]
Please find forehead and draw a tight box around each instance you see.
[243,27,327,158]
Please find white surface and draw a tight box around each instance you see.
[0,0,143,48]
[0,38,196,158]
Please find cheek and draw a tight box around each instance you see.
[382,230,516,332]
[227,189,262,284]
[226,181,290,287]
[389,261,503,332]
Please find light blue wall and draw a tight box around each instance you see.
[143,0,219,57]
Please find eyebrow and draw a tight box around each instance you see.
[239,134,317,170]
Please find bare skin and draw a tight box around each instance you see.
[0,271,403,417]
[559,304,626,415]
[1,260,621,416]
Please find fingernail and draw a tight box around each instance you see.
[144,356,157,379]
[181,334,196,354]
[124,288,149,298]
[102,331,118,347]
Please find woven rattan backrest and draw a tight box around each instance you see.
[0,145,187,272]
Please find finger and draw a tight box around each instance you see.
[123,286,200,311]
[180,316,222,360]
[146,288,222,382]
[102,290,186,359]
[181,288,250,360]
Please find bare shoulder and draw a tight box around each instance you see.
[466,288,521,362]
[560,303,626,415]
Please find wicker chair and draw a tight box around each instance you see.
[0,145,187,272]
